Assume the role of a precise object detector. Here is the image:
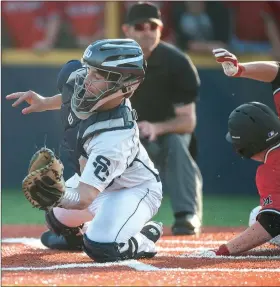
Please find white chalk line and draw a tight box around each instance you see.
[3,238,279,255]
[158,247,220,251]
[2,238,211,251]
[2,260,159,272]
[3,237,43,244]
[3,237,226,246]
[156,253,280,260]
[2,261,280,273]
[159,239,227,245]
[2,238,49,249]
[3,237,280,273]
[1,238,222,251]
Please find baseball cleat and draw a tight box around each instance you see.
[140,221,163,243]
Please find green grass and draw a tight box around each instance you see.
[153,194,258,226]
[2,190,258,226]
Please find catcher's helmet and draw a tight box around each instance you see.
[226,102,280,158]
[71,39,146,119]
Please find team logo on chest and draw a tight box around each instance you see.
[93,155,111,182]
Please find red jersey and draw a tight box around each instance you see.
[59,2,104,39]
[256,68,280,215]
[256,144,280,214]
[225,1,268,42]
[264,2,280,28]
[2,1,58,48]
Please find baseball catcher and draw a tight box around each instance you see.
[7,39,163,263]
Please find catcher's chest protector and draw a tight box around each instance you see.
[77,100,138,158]
[61,83,81,131]
[60,83,81,175]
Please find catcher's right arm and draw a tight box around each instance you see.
[22,148,66,210]
[6,90,62,114]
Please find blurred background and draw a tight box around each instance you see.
[2,1,280,226]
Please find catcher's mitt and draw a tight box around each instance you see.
[22,147,65,210]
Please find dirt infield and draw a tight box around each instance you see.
[2,225,280,286]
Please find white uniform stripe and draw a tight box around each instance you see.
[259,208,280,216]
[102,55,143,67]
[273,87,280,95]
[264,142,280,163]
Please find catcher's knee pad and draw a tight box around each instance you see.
[45,209,83,249]
[83,234,137,263]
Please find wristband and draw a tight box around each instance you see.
[234,64,245,77]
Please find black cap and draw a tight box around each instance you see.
[226,102,280,158]
[125,2,163,26]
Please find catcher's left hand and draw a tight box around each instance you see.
[22,147,65,210]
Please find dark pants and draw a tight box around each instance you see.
[141,133,203,221]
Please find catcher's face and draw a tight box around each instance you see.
[72,66,121,115]
[84,67,109,98]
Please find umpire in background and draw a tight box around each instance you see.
[122,2,203,235]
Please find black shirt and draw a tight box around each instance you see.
[131,41,200,123]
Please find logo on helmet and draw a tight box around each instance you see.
[266,130,279,141]
[83,47,92,59]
